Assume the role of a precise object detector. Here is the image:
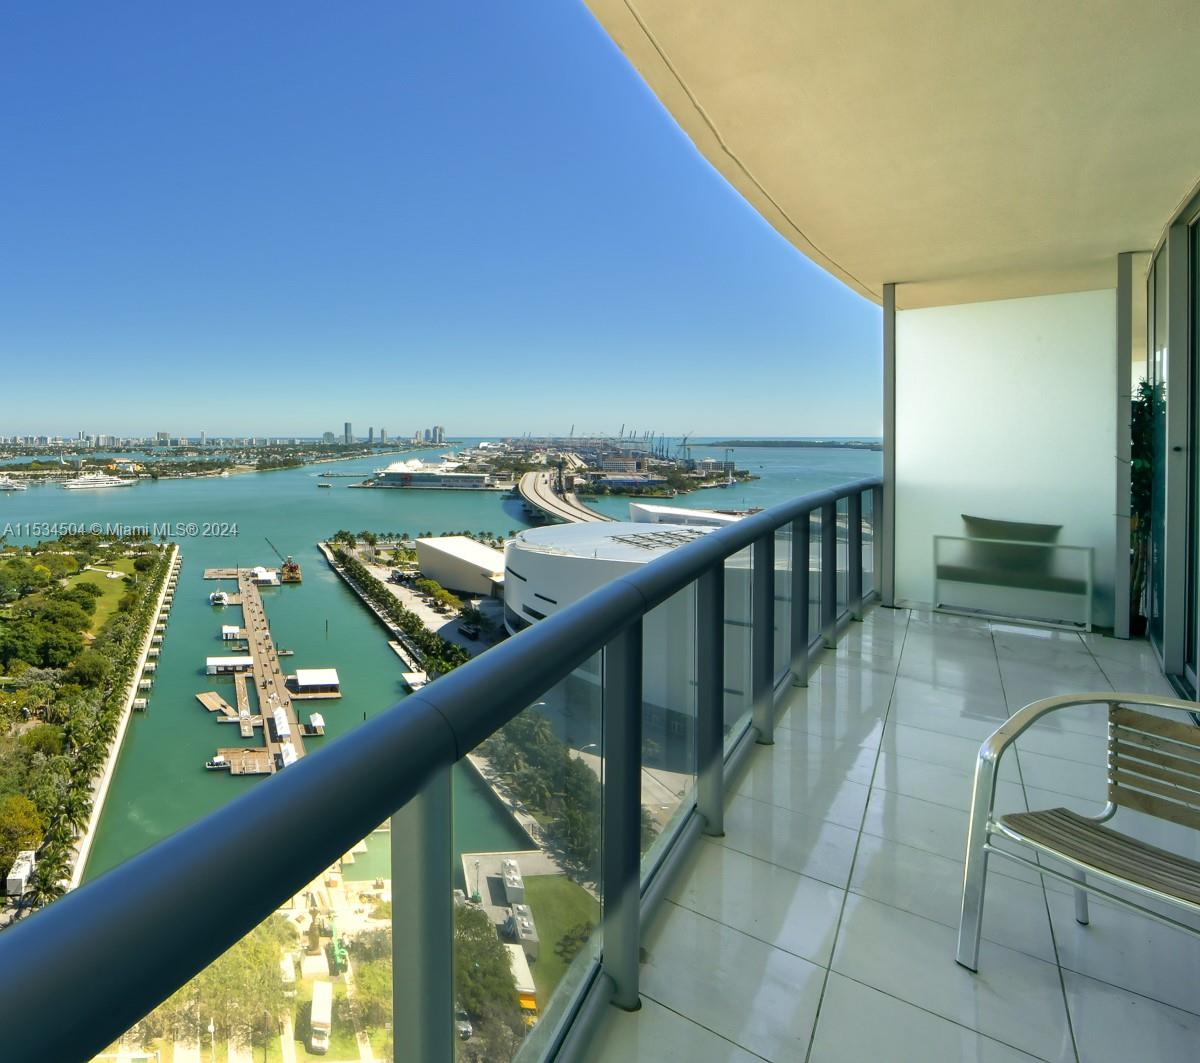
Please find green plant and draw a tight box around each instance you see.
[1130,379,1160,628]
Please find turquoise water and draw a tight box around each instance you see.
[0,442,880,881]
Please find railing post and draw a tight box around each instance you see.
[872,483,884,599]
[848,491,864,620]
[821,502,838,646]
[697,565,725,836]
[603,620,643,1011]
[391,766,453,1063]
[790,515,811,686]
[752,534,775,745]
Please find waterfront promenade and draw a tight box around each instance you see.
[70,545,180,889]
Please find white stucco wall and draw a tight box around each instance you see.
[895,289,1116,626]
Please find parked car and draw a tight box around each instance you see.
[458,624,480,640]
[455,1009,473,1040]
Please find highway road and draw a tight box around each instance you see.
[517,469,613,524]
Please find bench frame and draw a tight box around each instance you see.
[956,692,1200,971]
[933,535,1094,631]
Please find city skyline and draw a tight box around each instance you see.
[1,3,881,438]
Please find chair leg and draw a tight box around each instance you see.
[1072,868,1089,925]
[956,842,989,971]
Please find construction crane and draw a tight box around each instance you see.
[264,537,302,583]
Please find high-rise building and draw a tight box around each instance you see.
[199,431,206,446]
[423,428,432,443]
[433,425,446,444]
[380,428,387,444]
[322,431,335,444]
[368,427,375,444]
[344,422,353,445]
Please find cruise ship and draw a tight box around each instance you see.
[0,475,28,491]
[60,472,137,490]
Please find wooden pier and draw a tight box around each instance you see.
[202,570,327,774]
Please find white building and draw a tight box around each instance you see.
[6,851,36,896]
[627,502,742,527]
[206,656,254,675]
[250,566,279,586]
[415,536,505,597]
[373,460,491,490]
[503,523,753,770]
[293,668,340,695]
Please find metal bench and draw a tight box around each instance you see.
[956,692,1200,971]
[934,514,1094,630]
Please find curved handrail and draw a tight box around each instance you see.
[0,476,880,1058]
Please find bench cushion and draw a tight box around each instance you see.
[999,807,1200,906]
[936,563,1089,595]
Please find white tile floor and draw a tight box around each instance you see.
[583,608,1200,1063]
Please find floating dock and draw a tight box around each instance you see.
[200,570,332,775]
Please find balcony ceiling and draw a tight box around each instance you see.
[585,1,1200,307]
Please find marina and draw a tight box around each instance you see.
[3,444,878,884]
[198,567,334,775]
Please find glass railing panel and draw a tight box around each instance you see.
[94,820,394,1063]
[723,547,753,752]
[773,525,792,685]
[809,511,822,646]
[462,657,603,1062]
[836,497,850,616]
[861,490,875,598]
[641,583,696,867]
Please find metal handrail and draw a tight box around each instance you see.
[0,475,881,1060]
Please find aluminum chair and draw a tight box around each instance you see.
[956,691,1200,971]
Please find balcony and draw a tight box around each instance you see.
[2,474,1195,1063]
[582,609,1196,1062]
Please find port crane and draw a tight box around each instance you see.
[264,537,302,583]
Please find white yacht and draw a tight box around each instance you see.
[209,591,229,606]
[0,475,28,491]
[60,472,136,490]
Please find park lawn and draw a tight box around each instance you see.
[66,558,137,634]
[522,874,600,1003]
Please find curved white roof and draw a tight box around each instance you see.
[511,522,712,564]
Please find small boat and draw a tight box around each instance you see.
[0,475,28,491]
[318,483,333,489]
[205,755,228,771]
[209,591,229,606]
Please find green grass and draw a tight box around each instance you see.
[65,558,137,634]
[522,874,601,1003]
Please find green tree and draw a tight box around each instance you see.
[0,794,44,880]
[453,904,519,1021]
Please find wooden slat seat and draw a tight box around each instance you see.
[998,807,1200,907]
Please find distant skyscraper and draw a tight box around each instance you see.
[368,427,375,444]
[423,428,432,443]
[322,431,336,444]
[433,425,445,444]
[199,431,207,446]
[380,428,387,444]
[344,422,353,445]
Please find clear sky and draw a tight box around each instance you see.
[1,2,881,439]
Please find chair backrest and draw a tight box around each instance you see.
[1108,705,1200,829]
[960,515,1062,577]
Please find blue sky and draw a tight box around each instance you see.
[1,3,881,439]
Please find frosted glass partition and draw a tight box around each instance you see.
[895,289,1117,627]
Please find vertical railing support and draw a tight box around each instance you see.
[848,491,864,620]
[821,502,838,646]
[697,565,725,836]
[391,767,453,1063]
[603,621,643,1011]
[872,483,884,599]
[751,535,775,745]
[790,514,811,686]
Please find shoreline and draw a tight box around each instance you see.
[70,544,180,889]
